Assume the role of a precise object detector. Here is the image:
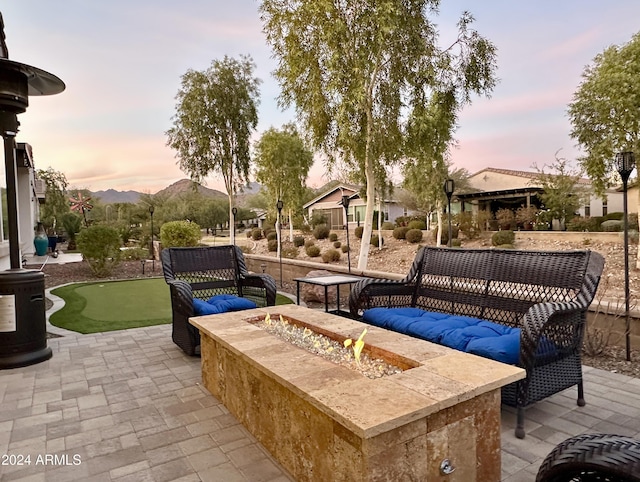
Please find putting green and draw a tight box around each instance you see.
[50,278,172,334]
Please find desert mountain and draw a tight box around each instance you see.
[91,179,260,204]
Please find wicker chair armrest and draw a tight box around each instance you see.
[242,273,277,306]
[519,300,586,367]
[166,279,195,317]
[349,278,416,316]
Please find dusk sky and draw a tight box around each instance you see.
[2,1,640,194]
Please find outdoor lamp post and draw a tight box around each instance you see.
[276,199,284,287]
[231,207,238,246]
[615,151,635,362]
[149,205,155,270]
[342,194,352,273]
[443,179,455,248]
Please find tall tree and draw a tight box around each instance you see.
[568,32,640,197]
[568,31,640,266]
[36,167,70,234]
[260,1,497,269]
[254,123,314,247]
[531,153,588,230]
[166,55,260,244]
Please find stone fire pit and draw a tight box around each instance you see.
[191,304,524,482]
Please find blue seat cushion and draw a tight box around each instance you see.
[193,294,257,315]
[362,307,521,365]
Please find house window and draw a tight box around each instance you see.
[584,204,590,217]
[602,197,607,216]
[354,205,366,225]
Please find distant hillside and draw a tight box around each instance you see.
[91,189,142,204]
[91,179,260,204]
[155,179,227,200]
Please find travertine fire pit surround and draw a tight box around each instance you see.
[191,304,524,482]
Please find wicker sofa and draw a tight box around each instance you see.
[349,246,605,438]
[161,245,277,356]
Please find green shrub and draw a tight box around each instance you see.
[495,243,515,249]
[328,232,338,242]
[321,249,341,263]
[394,216,410,227]
[433,226,459,245]
[407,220,426,230]
[121,247,149,261]
[354,226,364,239]
[282,246,299,258]
[293,236,305,247]
[405,229,423,244]
[267,232,277,241]
[370,235,384,247]
[313,224,330,240]
[491,230,515,246]
[601,219,623,232]
[496,208,515,230]
[341,244,350,253]
[246,229,253,238]
[456,211,480,240]
[393,226,410,240]
[299,224,312,234]
[310,212,327,228]
[304,239,315,248]
[263,227,274,238]
[305,245,321,257]
[333,241,342,248]
[251,228,263,240]
[451,238,462,247]
[267,239,278,251]
[604,212,624,221]
[160,220,201,248]
[381,221,395,230]
[77,225,122,277]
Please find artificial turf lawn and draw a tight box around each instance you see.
[50,278,172,334]
[50,278,294,334]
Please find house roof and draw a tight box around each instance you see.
[303,184,361,209]
[471,167,592,185]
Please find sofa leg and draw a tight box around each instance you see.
[515,407,526,439]
[577,381,586,407]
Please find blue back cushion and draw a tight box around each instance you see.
[193,294,257,315]
[362,307,521,365]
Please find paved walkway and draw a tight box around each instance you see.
[1,325,640,481]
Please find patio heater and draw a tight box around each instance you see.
[276,199,284,287]
[615,151,635,362]
[341,194,351,273]
[443,179,455,247]
[0,13,65,368]
[231,207,237,245]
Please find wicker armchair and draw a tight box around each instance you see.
[349,246,605,438]
[161,245,276,356]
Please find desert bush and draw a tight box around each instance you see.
[495,208,515,230]
[77,225,122,277]
[455,212,479,240]
[333,241,342,248]
[267,232,277,241]
[313,224,330,240]
[246,229,253,238]
[121,246,149,261]
[370,234,384,247]
[433,226,459,245]
[321,249,341,263]
[451,238,462,247]
[310,212,327,228]
[293,236,305,247]
[601,219,623,232]
[251,228,263,240]
[267,239,278,252]
[263,227,274,238]
[604,212,624,221]
[328,232,338,242]
[405,229,423,244]
[393,226,410,240]
[354,226,364,239]
[407,220,426,230]
[305,245,321,257]
[341,244,350,253]
[160,220,201,248]
[299,224,312,234]
[491,230,515,246]
[381,221,395,230]
[567,216,600,232]
[394,216,410,227]
[515,205,539,227]
[304,239,315,248]
[282,246,299,258]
